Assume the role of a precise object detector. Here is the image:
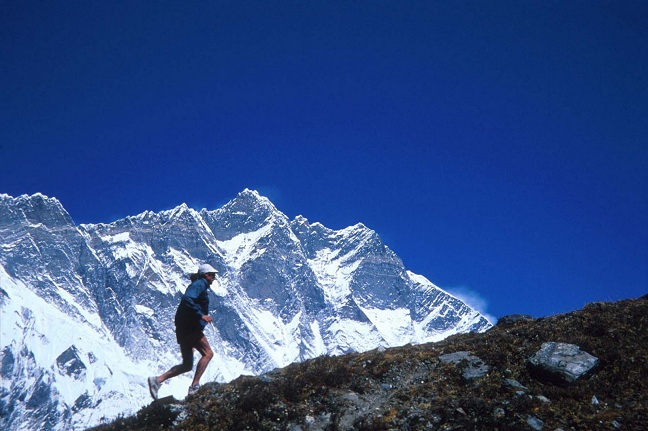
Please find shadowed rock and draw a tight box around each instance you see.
[497,314,534,326]
[527,342,599,385]
[439,351,490,381]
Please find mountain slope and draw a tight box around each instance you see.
[0,190,491,431]
[89,296,648,431]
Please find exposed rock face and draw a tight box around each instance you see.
[55,346,87,380]
[527,342,599,385]
[497,314,534,326]
[438,351,490,381]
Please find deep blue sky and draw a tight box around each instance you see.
[2,1,646,320]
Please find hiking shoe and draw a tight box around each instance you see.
[148,377,161,400]
[188,384,200,396]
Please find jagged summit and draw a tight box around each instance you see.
[0,192,73,228]
[228,188,278,212]
[0,191,58,202]
[292,214,367,231]
[0,190,492,431]
[238,187,270,201]
[200,189,287,241]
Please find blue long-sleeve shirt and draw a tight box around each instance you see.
[174,278,210,330]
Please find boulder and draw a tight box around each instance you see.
[497,314,534,326]
[439,351,490,381]
[527,342,599,385]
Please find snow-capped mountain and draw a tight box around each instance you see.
[0,189,492,431]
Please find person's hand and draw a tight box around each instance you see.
[202,315,213,324]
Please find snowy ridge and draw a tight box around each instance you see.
[0,190,492,431]
[0,267,145,431]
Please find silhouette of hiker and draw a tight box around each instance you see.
[148,263,217,398]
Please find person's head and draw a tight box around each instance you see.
[197,263,218,285]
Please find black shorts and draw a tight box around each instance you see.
[175,325,204,347]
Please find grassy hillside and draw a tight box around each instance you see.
[89,296,647,430]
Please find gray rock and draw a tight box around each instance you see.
[527,342,599,385]
[497,314,534,325]
[304,412,331,431]
[503,378,528,391]
[341,391,360,402]
[55,346,87,380]
[527,415,544,430]
[439,351,490,381]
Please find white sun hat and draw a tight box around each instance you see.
[198,263,218,274]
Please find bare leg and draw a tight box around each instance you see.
[156,342,194,384]
[191,335,214,386]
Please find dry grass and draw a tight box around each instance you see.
[89,296,647,430]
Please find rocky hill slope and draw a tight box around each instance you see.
[89,296,647,430]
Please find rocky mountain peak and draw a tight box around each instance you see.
[230,188,277,213]
[0,189,493,431]
[0,193,73,229]
[201,189,287,241]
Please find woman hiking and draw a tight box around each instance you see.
[148,263,218,399]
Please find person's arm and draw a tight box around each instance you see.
[182,280,208,320]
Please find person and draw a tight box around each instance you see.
[148,263,218,399]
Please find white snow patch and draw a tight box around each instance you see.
[217,224,273,268]
[103,231,131,244]
[134,304,154,317]
[326,319,385,355]
[358,306,413,346]
[308,248,362,305]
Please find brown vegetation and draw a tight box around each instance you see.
[89,296,647,430]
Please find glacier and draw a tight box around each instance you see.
[0,189,492,431]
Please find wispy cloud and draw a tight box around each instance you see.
[444,285,496,324]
